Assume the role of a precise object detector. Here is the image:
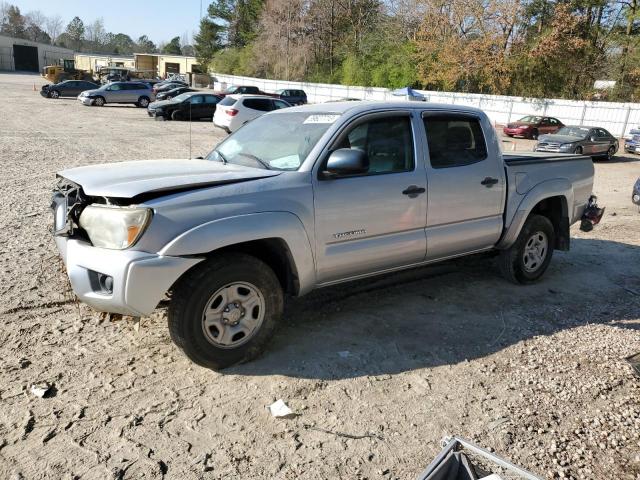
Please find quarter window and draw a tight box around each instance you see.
[423,115,487,168]
[243,98,273,111]
[334,116,414,175]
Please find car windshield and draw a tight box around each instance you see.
[557,126,590,137]
[224,86,238,94]
[206,112,341,170]
[519,115,541,123]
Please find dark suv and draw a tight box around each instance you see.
[274,89,307,105]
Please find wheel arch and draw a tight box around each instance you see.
[160,212,316,296]
[497,179,573,251]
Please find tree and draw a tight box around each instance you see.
[162,36,182,54]
[194,17,224,67]
[109,33,135,54]
[45,14,63,43]
[85,18,106,47]
[1,5,26,38]
[65,16,85,50]
[136,35,157,53]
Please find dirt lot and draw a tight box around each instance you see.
[0,72,639,480]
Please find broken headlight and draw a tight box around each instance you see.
[79,205,152,249]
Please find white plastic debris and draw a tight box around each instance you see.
[269,399,294,418]
[337,351,351,358]
[30,383,52,398]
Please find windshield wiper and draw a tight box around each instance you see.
[215,149,228,164]
[237,153,271,170]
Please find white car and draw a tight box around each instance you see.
[213,94,291,132]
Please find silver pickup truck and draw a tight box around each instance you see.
[52,102,596,369]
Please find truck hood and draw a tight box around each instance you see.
[538,134,583,143]
[58,159,281,198]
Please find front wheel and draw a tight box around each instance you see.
[168,253,283,369]
[50,90,60,99]
[530,129,539,140]
[171,110,182,121]
[574,146,583,155]
[93,96,105,107]
[605,146,615,161]
[499,214,555,284]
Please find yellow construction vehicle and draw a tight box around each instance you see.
[41,59,94,83]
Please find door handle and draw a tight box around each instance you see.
[402,185,426,197]
[481,177,499,187]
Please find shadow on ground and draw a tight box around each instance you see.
[226,237,640,379]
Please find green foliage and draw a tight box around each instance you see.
[194,18,224,68]
[1,5,26,38]
[65,16,84,49]
[136,35,157,54]
[162,36,182,55]
[210,47,256,75]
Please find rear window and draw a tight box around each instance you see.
[219,96,237,106]
[243,98,272,111]
[423,115,488,168]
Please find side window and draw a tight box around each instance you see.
[110,84,122,91]
[334,116,414,175]
[597,128,608,138]
[243,98,272,111]
[423,115,487,168]
[204,95,220,104]
[190,95,204,104]
[549,118,559,125]
[273,100,289,110]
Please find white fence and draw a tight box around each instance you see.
[212,71,640,137]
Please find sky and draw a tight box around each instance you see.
[12,0,205,44]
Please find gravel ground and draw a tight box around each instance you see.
[0,72,639,480]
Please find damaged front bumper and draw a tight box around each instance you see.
[55,236,202,317]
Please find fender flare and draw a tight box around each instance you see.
[497,179,572,250]
[159,212,316,295]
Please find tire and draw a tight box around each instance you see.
[605,146,615,161]
[168,253,284,369]
[499,214,555,284]
[574,146,583,155]
[530,129,539,140]
[171,110,182,121]
[50,90,60,99]
[93,96,105,107]
[137,96,150,108]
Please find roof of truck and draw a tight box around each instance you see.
[286,100,484,116]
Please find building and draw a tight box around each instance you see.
[134,53,202,78]
[74,53,136,73]
[0,35,74,72]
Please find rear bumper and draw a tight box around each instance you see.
[56,237,202,316]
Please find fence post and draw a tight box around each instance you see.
[622,106,632,138]
[579,104,587,125]
[507,100,514,124]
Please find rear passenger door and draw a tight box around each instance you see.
[313,113,427,284]
[203,95,220,117]
[421,112,505,260]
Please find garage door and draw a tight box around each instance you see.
[13,45,39,72]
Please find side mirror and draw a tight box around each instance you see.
[323,148,368,178]
[589,136,596,142]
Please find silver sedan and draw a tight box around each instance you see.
[535,126,618,160]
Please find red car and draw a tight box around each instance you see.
[503,115,564,140]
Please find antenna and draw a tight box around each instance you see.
[189,101,192,159]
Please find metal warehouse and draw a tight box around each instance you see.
[134,53,202,77]
[0,35,74,72]
[74,53,136,73]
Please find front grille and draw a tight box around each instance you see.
[537,142,561,148]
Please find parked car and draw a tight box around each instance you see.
[41,80,100,99]
[273,89,307,105]
[624,128,640,154]
[503,116,564,139]
[156,86,195,101]
[535,125,618,160]
[214,85,262,98]
[147,92,222,120]
[152,82,188,95]
[78,82,155,107]
[51,101,599,369]
[633,177,640,205]
[213,95,291,132]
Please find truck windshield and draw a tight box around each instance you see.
[206,112,340,170]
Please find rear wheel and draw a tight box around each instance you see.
[499,214,555,284]
[574,146,583,155]
[530,129,539,140]
[137,96,150,108]
[605,146,615,161]
[168,253,283,369]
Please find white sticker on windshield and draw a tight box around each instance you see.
[303,114,340,124]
